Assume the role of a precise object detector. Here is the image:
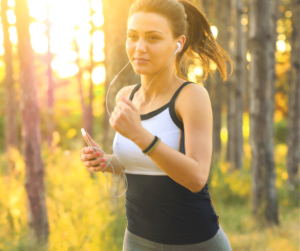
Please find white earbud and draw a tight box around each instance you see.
[175,42,181,54]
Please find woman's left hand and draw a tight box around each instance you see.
[109,96,143,141]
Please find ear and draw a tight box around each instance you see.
[177,35,186,52]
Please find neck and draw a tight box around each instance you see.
[137,66,178,105]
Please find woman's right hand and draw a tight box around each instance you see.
[81,131,107,172]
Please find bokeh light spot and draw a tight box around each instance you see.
[92,65,105,85]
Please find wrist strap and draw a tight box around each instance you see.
[142,136,161,155]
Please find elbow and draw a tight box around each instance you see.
[190,175,208,193]
[190,183,204,193]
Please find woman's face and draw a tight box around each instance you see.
[126,12,181,75]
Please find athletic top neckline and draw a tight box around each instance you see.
[129,81,191,121]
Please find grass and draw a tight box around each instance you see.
[214,203,299,251]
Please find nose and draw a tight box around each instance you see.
[135,38,147,53]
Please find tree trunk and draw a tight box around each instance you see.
[249,0,279,225]
[45,4,55,148]
[15,0,49,244]
[102,0,139,154]
[226,0,233,165]
[226,0,246,170]
[213,0,231,157]
[264,0,279,223]
[287,0,300,202]
[245,0,250,118]
[1,0,18,152]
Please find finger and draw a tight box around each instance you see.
[81,150,102,161]
[117,101,131,112]
[85,158,101,167]
[114,106,121,116]
[83,145,103,157]
[89,151,104,161]
[83,147,93,154]
[96,162,107,169]
[115,105,128,120]
[87,164,106,172]
[85,159,97,167]
[109,116,115,126]
[86,162,107,172]
[121,97,138,111]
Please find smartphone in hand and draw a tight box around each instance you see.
[81,128,96,153]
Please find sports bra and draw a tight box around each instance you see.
[113,81,191,175]
[112,81,219,245]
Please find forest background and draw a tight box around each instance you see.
[0,0,299,250]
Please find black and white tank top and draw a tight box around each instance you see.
[113,81,219,245]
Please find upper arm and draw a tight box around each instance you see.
[176,84,213,185]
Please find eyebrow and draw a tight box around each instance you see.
[127,29,163,34]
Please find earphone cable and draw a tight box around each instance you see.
[81,43,180,197]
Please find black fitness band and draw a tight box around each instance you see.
[142,136,160,155]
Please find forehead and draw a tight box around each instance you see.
[127,12,172,35]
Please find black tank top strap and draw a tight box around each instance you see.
[129,83,141,101]
[169,81,195,131]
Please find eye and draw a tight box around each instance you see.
[128,34,137,39]
[149,36,158,40]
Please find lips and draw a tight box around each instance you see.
[133,58,149,64]
[134,57,149,60]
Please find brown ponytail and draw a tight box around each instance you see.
[128,0,233,81]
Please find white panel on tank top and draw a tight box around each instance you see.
[113,107,181,175]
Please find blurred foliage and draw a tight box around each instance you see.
[0,116,4,150]
[210,142,294,208]
[0,0,298,250]
[274,118,287,144]
[0,142,125,250]
[0,129,298,250]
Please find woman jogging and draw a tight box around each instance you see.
[81,0,233,250]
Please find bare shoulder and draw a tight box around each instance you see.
[115,84,139,104]
[175,83,211,122]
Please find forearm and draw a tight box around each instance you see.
[102,154,125,175]
[131,128,206,193]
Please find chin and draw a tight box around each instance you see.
[132,66,152,75]
[132,65,163,76]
